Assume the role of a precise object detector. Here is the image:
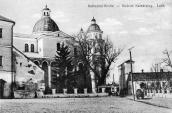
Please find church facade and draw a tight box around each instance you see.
[13,5,104,93]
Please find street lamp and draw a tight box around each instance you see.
[128,46,135,101]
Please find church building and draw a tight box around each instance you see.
[13,5,104,93]
[14,5,76,90]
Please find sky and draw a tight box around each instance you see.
[0,0,172,83]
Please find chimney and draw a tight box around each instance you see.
[160,69,163,72]
[141,69,144,73]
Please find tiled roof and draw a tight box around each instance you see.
[33,16,59,33]
[128,72,172,81]
[0,15,15,24]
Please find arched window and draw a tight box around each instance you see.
[34,61,39,66]
[25,44,29,52]
[95,35,97,39]
[57,43,60,50]
[0,28,2,38]
[31,44,34,52]
[74,47,77,56]
[99,34,102,39]
[78,63,83,71]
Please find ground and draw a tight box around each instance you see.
[137,97,172,109]
[0,97,172,113]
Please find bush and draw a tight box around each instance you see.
[136,89,144,99]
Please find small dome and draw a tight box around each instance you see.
[91,17,96,22]
[33,17,59,33]
[87,17,101,33]
[87,24,101,33]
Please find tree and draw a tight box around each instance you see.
[162,49,172,69]
[52,42,76,92]
[77,34,123,86]
[150,61,162,72]
[98,38,123,85]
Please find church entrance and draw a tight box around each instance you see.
[0,79,6,98]
[42,61,49,93]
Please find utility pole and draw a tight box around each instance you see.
[113,74,114,84]
[129,47,135,101]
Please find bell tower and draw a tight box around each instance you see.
[87,17,103,40]
[42,5,51,17]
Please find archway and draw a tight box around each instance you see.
[50,62,57,89]
[42,61,49,90]
[34,60,40,66]
[0,79,6,98]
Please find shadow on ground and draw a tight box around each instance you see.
[127,97,171,109]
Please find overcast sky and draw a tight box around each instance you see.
[0,0,172,83]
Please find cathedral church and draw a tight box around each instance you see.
[13,5,104,94]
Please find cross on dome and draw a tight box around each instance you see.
[91,17,96,24]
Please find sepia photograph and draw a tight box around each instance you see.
[0,0,172,113]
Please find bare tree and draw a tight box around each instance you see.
[162,49,172,69]
[76,34,123,86]
[98,38,123,85]
[150,62,162,72]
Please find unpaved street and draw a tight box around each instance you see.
[0,97,172,113]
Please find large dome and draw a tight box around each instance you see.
[33,17,59,33]
[87,17,101,33]
[32,5,59,33]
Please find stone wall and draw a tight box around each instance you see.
[13,47,45,92]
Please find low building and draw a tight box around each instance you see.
[128,70,172,95]
[119,60,172,96]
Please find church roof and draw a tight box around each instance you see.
[87,24,101,32]
[32,6,59,33]
[0,15,15,24]
[33,17,59,33]
[128,72,172,81]
[87,17,101,33]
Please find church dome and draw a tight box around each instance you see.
[87,17,101,33]
[32,5,59,33]
[33,17,59,33]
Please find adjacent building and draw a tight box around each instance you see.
[119,60,172,96]
[0,15,15,98]
[128,70,172,94]
[118,60,134,95]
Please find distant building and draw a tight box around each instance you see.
[118,60,134,95]
[0,15,15,98]
[119,60,172,96]
[128,70,172,95]
[78,17,105,93]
